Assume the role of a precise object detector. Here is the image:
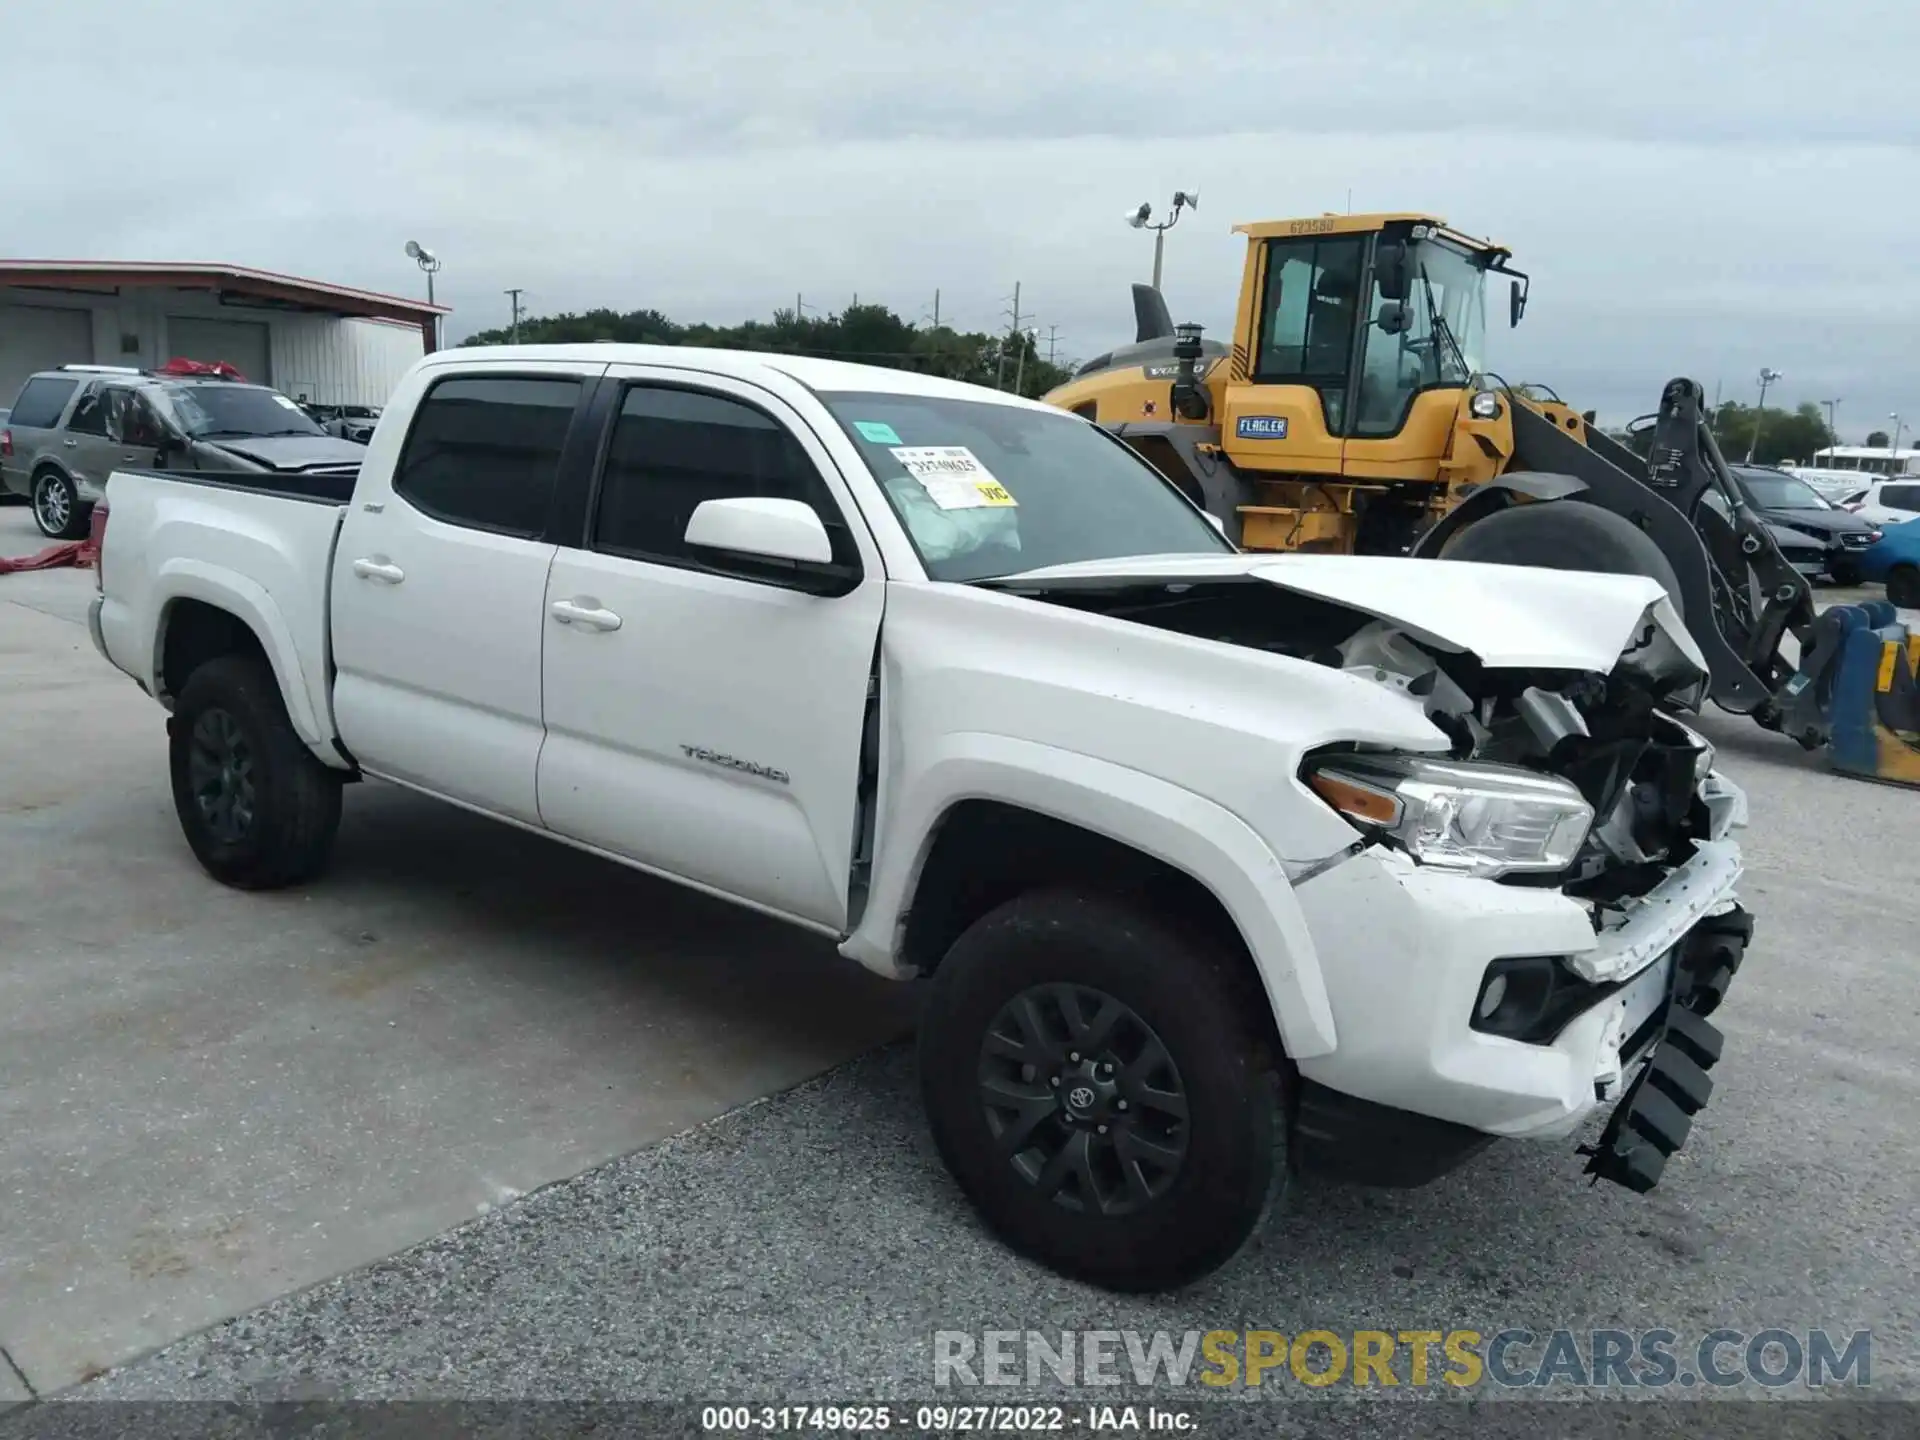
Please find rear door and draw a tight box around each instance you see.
[536,366,885,928]
[0,374,81,494]
[329,361,606,825]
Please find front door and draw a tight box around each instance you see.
[537,367,885,929]
[329,363,603,824]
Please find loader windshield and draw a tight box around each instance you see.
[1353,240,1489,436]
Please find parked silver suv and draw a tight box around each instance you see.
[1,365,368,539]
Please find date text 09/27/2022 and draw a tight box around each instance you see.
[700,1404,1193,1432]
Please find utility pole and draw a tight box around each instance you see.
[504,288,524,344]
[1014,328,1038,395]
[996,282,1024,390]
[1044,324,1060,366]
[931,289,940,329]
[1820,397,1841,446]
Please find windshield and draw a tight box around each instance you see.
[821,391,1232,582]
[162,384,326,439]
[1354,239,1488,436]
[1739,470,1829,510]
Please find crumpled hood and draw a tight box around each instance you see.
[205,433,367,471]
[986,551,1708,694]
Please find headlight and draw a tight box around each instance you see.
[1469,390,1502,420]
[1303,753,1593,878]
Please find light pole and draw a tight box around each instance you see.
[1891,413,1907,474]
[1745,366,1782,463]
[1819,397,1841,451]
[405,240,442,349]
[1126,190,1199,292]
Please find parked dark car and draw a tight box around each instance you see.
[1729,464,1882,584]
[2,366,367,538]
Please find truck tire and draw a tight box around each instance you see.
[1439,496,1686,620]
[169,654,343,890]
[918,889,1280,1292]
[31,468,87,540]
[1888,564,1920,609]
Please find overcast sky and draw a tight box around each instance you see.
[4,0,1916,431]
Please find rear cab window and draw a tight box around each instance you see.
[6,376,80,430]
[391,374,585,537]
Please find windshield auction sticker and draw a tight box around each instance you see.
[889,446,1017,510]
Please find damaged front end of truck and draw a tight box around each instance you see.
[985,553,1755,1194]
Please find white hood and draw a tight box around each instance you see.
[986,551,1708,684]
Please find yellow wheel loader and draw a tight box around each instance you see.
[1043,212,1851,746]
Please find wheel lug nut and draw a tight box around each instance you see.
[1069,1052,1080,1063]
[1117,1100,1129,1111]
[1097,1125,1109,1135]
[1049,1076,1060,1088]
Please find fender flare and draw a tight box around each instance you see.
[150,560,335,761]
[1410,470,1589,558]
[841,732,1341,1059]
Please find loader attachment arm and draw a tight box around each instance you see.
[1435,380,1818,731]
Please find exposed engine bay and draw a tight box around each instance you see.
[1013,575,1735,911]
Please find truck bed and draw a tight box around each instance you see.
[94,466,352,763]
[112,467,359,506]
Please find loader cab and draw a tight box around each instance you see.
[1235,215,1515,456]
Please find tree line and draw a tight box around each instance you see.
[461,302,1073,399]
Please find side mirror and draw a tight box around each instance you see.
[1509,278,1527,329]
[683,496,858,596]
[1373,240,1410,302]
[1375,301,1412,335]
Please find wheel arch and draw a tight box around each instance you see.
[149,572,338,765]
[841,737,1340,1060]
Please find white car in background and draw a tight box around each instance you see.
[1839,478,1920,529]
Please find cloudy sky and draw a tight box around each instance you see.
[5,0,1916,430]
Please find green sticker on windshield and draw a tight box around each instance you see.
[853,420,902,445]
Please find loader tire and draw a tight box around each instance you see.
[1439,495,1686,620]
[170,654,343,890]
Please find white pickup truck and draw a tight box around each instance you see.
[88,344,1754,1292]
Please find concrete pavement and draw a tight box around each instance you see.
[0,509,917,1393]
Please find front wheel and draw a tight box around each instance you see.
[169,654,343,889]
[918,890,1281,1292]
[1888,564,1920,609]
[32,469,87,540]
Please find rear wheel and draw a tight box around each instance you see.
[169,654,343,889]
[31,468,87,540]
[1440,494,1686,619]
[918,889,1280,1292]
[1888,564,1920,609]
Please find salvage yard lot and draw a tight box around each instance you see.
[2,505,1918,1409]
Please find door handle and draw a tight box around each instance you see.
[351,558,405,584]
[549,599,622,632]
[63,439,77,448]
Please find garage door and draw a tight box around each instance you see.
[165,316,272,387]
[0,305,94,408]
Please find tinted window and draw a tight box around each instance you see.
[7,376,79,429]
[393,375,582,537]
[823,390,1231,582]
[591,385,856,568]
[1882,484,1920,509]
[67,387,108,436]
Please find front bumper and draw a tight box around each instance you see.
[1290,832,1748,1153]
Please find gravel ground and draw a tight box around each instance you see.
[9,688,1920,1436]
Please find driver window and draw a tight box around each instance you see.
[1254,235,1364,434]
